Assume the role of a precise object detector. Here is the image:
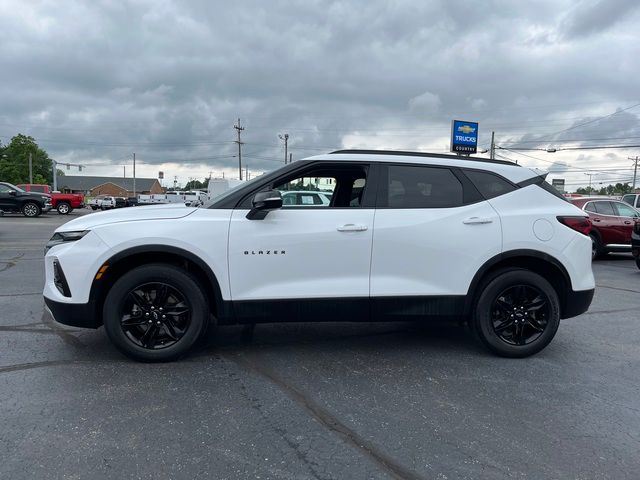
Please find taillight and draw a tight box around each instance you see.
[557,216,592,236]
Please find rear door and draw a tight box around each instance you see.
[612,201,640,243]
[369,164,502,320]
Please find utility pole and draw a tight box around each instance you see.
[629,156,639,192]
[28,152,33,184]
[279,133,289,164]
[133,153,136,197]
[123,165,126,178]
[585,172,594,192]
[234,118,244,180]
[490,131,495,160]
[245,166,248,180]
[289,153,292,164]
[52,160,57,191]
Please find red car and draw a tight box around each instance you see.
[17,184,85,215]
[570,197,640,259]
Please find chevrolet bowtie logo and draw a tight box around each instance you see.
[457,125,476,134]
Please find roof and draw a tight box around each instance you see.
[57,176,158,192]
[304,149,538,184]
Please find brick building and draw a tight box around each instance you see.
[57,176,163,197]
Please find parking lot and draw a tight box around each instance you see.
[1,210,639,479]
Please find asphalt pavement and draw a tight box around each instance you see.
[1,209,639,480]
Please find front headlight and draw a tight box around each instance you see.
[44,230,89,255]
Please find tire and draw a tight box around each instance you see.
[590,233,605,260]
[22,202,41,217]
[473,268,560,358]
[103,264,209,362]
[57,202,71,214]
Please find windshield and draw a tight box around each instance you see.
[3,182,24,192]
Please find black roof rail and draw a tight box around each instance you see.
[329,149,520,166]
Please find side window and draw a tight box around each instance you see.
[463,170,516,199]
[273,166,367,208]
[622,195,635,206]
[0,184,13,193]
[614,202,639,218]
[594,201,615,216]
[584,202,598,214]
[31,185,46,193]
[387,166,463,208]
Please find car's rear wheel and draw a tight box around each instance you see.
[473,269,560,358]
[103,264,209,362]
[590,233,605,259]
[57,202,70,214]
[22,201,41,217]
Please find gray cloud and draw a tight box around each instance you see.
[0,0,639,188]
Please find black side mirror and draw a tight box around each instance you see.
[246,190,282,220]
[8,190,17,196]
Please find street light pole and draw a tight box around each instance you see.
[279,134,289,164]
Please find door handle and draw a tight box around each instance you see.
[462,217,493,225]
[337,224,368,232]
[593,218,601,222]
[624,220,632,224]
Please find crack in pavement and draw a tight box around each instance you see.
[0,359,86,374]
[0,253,24,273]
[0,292,42,297]
[225,351,425,480]
[596,284,640,294]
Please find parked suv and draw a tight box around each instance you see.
[569,197,640,258]
[43,150,594,362]
[0,182,52,217]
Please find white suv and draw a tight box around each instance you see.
[43,150,595,361]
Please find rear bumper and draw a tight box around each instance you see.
[44,296,101,328]
[562,288,595,319]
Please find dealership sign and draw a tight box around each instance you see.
[451,120,479,154]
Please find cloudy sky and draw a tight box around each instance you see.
[1,0,639,189]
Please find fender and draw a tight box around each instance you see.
[465,249,572,315]
[89,244,231,324]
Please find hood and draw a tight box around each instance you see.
[58,205,197,231]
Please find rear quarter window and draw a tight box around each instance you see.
[463,170,516,199]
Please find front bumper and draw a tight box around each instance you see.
[44,296,101,328]
[43,203,52,212]
[562,288,595,319]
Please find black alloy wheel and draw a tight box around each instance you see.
[103,264,209,362]
[473,268,560,358]
[490,285,550,346]
[120,282,191,350]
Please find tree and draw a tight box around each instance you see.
[182,178,208,191]
[576,183,632,195]
[0,134,53,185]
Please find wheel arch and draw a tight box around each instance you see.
[89,245,228,326]
[465,250,573,319]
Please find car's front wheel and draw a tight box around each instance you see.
[22,201,41,217]
[473,269,560,358]
[103,264,209,362]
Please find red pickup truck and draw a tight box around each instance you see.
[17,184,85,214]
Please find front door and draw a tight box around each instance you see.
[228,162,375,323]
